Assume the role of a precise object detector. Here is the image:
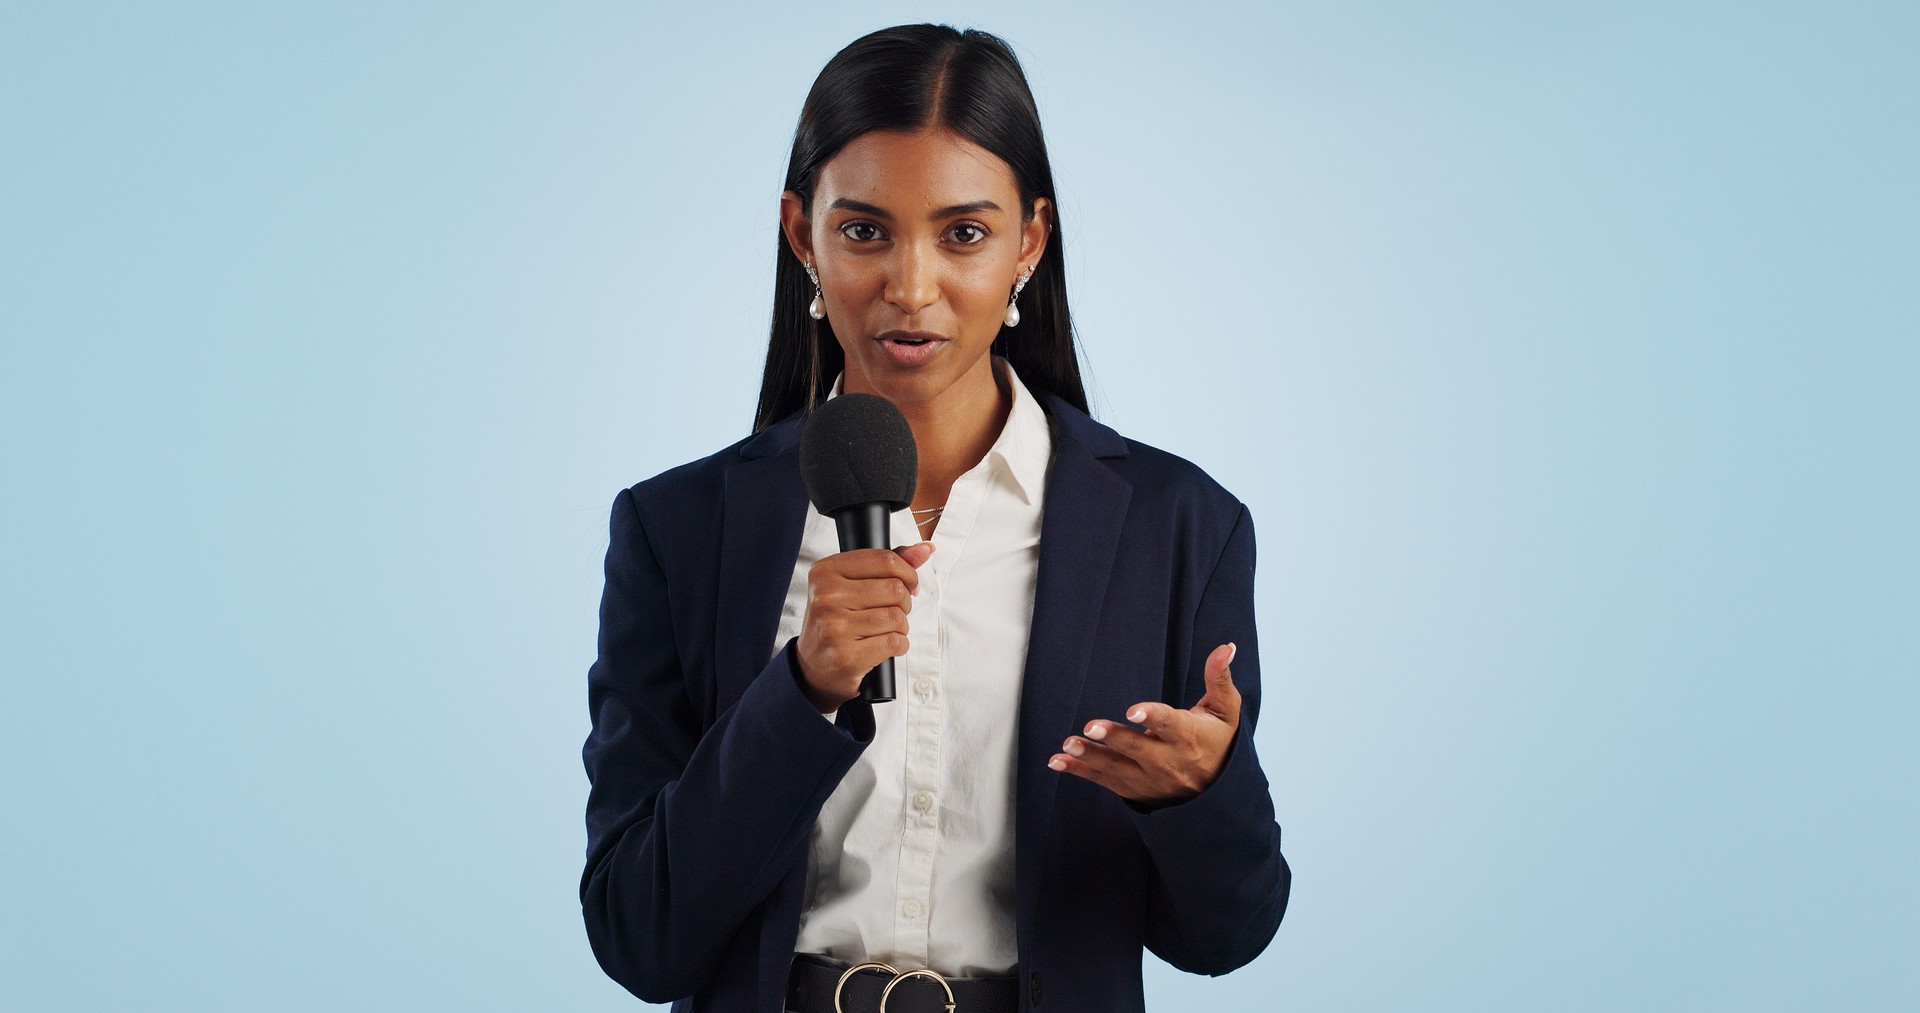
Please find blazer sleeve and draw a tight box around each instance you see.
[1131,503,1292,975]
[579,487,875,1003]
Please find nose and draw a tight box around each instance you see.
[884,240,940,316]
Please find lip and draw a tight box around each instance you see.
[872,330,950,368]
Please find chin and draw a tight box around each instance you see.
[847,347,993,405]
[850,366,951,406]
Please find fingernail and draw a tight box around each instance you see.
[1128,709,1146,723]
[1048,758,1066,771]
[1085,723,1106,740]
[1063,738,1083,756]
[1226,643,1238,665]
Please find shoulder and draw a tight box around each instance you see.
[619,412,804,518]
[1115,435,1242,516]
[1039,392,1247,528]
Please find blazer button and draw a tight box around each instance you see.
[1029,970,1043,1005]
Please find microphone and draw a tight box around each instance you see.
[798,392,918,704]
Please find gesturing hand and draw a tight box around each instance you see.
[1049,643,1242,808]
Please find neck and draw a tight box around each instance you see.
[896,358,1012,521]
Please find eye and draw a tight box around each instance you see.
[949,222,989,245]
[839,221,885,242]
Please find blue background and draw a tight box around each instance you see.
[3,2,1914,1010]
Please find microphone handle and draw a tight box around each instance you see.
[833,502,897,703]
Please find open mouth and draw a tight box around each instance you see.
[876,330,947,346]
[873,331,948,365]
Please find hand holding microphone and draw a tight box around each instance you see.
[793,543,932,713]
[795,393,925,711]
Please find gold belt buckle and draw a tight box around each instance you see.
[833,961,957,1013]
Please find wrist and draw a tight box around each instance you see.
[793,651,850,714]
[802,683,845,715]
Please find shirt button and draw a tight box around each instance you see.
[1030,971,1043,1005]
[902,898,923,918]
[911,791,934,812]
[914,678,934,697]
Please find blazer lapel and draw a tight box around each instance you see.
[1015,397,1133,941]
[715,416,808,714]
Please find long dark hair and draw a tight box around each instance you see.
[752,24,1087,433]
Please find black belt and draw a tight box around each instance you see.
[787,953,1020,1013]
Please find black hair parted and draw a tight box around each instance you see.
[752,24,1088,433]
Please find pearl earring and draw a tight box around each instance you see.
[1004,264,1034,327]
[805,262,825,321]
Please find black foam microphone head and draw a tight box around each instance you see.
[798,393,918,514]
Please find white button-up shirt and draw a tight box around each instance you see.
[774,356,1052,978]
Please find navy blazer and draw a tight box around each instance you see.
[581,393,1290,1011]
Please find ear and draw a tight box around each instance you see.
[779,190,814,266]
[1019,196,1053,269]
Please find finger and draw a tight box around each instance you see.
[800,631,905,692]
[829,548,923,594]
[1081,724,1185,773]
[1062,736,1147,781]
[1193,642,1242,724]
[892,541,935,568]
[819,578,914,613]
[831,604,908,638]
[1120,701,1182,736]
[850,630,910,667]
[1081,718,1178,761]
[1048,738,1147,797]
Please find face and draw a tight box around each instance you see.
[780,126,1051,413]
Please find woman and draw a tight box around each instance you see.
[582,24,1290,1013]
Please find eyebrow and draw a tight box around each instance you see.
[828,197,1004,219]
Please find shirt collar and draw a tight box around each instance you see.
[824,355,1051,505]
[987,356,1050,504]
